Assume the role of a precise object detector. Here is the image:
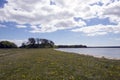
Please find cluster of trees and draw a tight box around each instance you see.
[0,41,17,48]
[0,38,54,48]
[0,38,87,48]
[57,45,87,48]
[20,38,54,48]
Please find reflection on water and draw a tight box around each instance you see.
[55,48,120,59]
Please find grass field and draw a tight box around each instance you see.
[0,49,120,80]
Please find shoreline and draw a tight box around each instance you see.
[55,48,120,60]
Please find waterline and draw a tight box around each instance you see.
[55,48,120,59]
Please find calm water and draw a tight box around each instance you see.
[55,48,120,59]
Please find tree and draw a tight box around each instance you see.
[28,38,36,45]
[20,42,26,48]
[20,38,55,48]
[49,40,54,47]
[36,38,40,45]
[0,41,17,48]
[40,39,54,48]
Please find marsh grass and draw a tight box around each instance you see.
[0,49,120,80]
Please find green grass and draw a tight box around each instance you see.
[0,49,120,80]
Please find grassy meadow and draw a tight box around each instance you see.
[0,49,120,80]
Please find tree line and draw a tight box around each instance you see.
[20,38,54,48]
[57,45,87,48]
[0,38,87,48]
[0,38,54,48]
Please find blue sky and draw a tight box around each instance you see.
[0,0,120,46]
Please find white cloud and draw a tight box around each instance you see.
[0,0,97,25]
[29,19,85,33]
[29,25,57,33]
[109,37,120,41]
[71,24,120,36]
[0,24,6,28]
[100,1,120,23]
[16,25,27,28]
[0,0,120,35]
[114,38,120,41]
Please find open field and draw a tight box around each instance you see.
[0,49,120,80]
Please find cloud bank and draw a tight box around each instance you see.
[0,0,120,36]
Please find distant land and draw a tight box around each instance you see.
[87,46,120,48]
[56,45,87,48]
[56,45,120,48]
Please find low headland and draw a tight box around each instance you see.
[87,46,120,48]
[0,49,120,80]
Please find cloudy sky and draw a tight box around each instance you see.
[0,0,120,46]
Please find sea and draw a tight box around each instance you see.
[55,48,120,59]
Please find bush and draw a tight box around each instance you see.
[0,41,17,48]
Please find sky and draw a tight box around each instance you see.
[0,0,120,46]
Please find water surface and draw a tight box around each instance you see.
[55,48,120,59]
